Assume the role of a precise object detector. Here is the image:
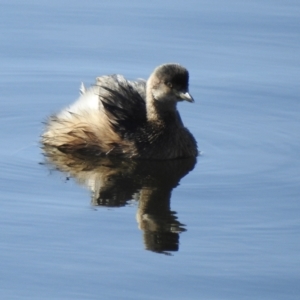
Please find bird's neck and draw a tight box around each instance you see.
[146,90,179,125]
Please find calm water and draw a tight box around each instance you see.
[1,0,300,299]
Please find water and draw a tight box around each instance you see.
[1,0,300,299]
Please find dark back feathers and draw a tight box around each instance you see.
[97,75,147,137]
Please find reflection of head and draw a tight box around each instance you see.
[137,208,186,255]
[143,232,180,254]
[42,145,197,253]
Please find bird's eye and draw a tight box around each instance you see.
[165,81,172,88]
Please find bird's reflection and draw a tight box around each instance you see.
[42,146,197,254]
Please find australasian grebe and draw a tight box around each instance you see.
[42,63,198,160]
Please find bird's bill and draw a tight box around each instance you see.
[178,92,194,103]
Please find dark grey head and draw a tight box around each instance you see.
[148,63,194,104]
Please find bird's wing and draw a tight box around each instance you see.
[95,75,147,137]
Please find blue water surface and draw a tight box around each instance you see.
[1,0,300,299]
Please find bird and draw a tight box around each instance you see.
[42,63,198,160]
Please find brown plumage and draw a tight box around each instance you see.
[42,63,198,160]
